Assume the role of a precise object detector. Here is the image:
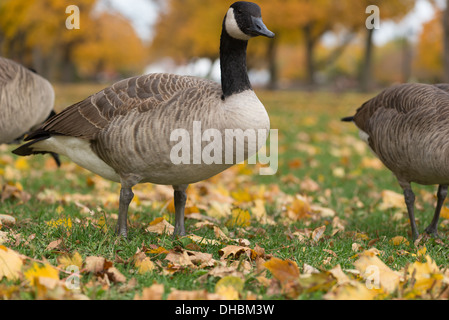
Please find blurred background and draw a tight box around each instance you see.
[1,0,448,92]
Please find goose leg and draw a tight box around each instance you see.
[115,187,134,238]
[173,185,188,237]
[402,186,419,241]
[424,184,447,238]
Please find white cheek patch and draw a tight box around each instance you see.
[225,8,251,41]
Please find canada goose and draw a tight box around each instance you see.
[0,57,55,143]
[342,83,449,240]
[13,1,275,237]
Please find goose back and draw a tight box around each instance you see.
[353,83,449,185]
[0,57,54,144]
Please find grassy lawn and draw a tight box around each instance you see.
[1,84,448,300]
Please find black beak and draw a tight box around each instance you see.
[249,16,275,38]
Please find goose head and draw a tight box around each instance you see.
[224,1,275,41]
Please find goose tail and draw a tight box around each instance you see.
[12,135,61,167]
[341,116,354,122]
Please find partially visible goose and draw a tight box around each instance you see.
[13,1,275,237]
[343,83,449,240]
[0,57,56,146]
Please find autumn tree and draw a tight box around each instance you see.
[414,10,444,82]
[0,0,148,82]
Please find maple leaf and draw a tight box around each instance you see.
[219,245,256,261]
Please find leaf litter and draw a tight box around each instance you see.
[1,101,449,300]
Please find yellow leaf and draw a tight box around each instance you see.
[231,189,252,203]
[215,276,244,300]
[149,247,169,254]
[226,208,251,228]
[406,255,443,295]
[390,236,409,246]
[264,257,300,285]
[14,158,29,170]
[58,252,83,269]
[135,257,155,274]
[286,195,311,220]
[440,206,449,219]
[379,190,406,210]
[354,251,401,294]
[324,282,380,300]
[0,246,23,280]
[97,216,108,233]
[24,263,59,287]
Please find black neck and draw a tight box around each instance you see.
[220,28,252,100]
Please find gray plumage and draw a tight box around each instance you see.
[13,1,275,238]
[345,83,449,240]
[0,57,55,144]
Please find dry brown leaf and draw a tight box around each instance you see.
[311,225,326,242]
[134,283,165,300]
[0,214,15,226]
[219,245,256,261]
[85,256,107,274]
[379,190,406,210]
[46,239,62,251]
[146,218,174,235]
[167,289,224,300]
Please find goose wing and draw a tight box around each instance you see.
[27,73,220,141]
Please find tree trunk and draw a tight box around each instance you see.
[443,0,449,82]
[401,37,412,83]
[303,24,316,88]
[359,27,375,92]
[266,32,278,90]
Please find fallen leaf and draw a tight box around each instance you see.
[226,208,251,228]
[58,252,83,269]
[46,239,62,251]
[264,257,300,285]
[219,245,256,261]
[0,214,15,227]
[379,190,406,210]
[24,263,59,287]
[285,195,312,220]
[353,250,401,294]
[0,246,23,280]
[134,283,165,300]
[215,276,244,300]
[390,236,409,246]
[146,218,174,235]
[324,281,379,300]
[312,225,326,242]
[167,289,224,300]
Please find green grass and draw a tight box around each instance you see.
[1,85,449,300]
